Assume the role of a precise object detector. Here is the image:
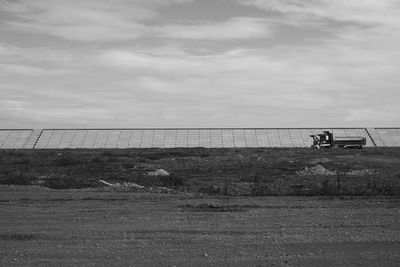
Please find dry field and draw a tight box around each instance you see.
[1,148,400,266]
[1,148,400,195]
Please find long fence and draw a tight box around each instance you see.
[0,128,399,149]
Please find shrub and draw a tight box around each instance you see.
[91,156,102,163]
[248,173,274,196]
[12,159,30,165]
[106,156,117,163]
[52,155,77,166]
[197,185,221,195]
[41,176,94,189]
[160,175,184,187]
[319,177,337,195]
[304,176,339,196]
[121,162,135,169]
[102,150,112,156]
[0,171,32,185]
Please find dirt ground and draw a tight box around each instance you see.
[1,185,399,266]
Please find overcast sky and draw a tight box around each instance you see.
[1,0,399,128]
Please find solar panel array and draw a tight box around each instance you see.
[372,128,400,147]
[1,128,398,149]
[30,128,376,149]
[0,130,34,149]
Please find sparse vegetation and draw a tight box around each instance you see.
[0,148,400,196]
[0,170,32,185]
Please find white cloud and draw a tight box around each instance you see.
[0,42,80,76]
[1,100,26,111]
[6,8,148,41]
[238,0,400,28]
[1,0,167,41]
[0,63,77,76]
[97,47,333,105]
[0,42,74,63]
[2,0,274,42]
[1,0,400,127]
[159,17,273,40]
[95,32,400,125]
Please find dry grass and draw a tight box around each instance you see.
[0,148,400,196]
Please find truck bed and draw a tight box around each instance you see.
[333,136,366,146]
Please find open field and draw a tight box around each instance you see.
[1,148,400,265]
[1,148,400,195]
[0,186,400,266]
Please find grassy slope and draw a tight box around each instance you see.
[0,148,400,195]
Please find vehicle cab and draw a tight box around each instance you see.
[310,131,333,149]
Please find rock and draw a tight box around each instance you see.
[296,165,336,176]
[147,169,170,176]
[122,182,144,189]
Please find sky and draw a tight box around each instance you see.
[1,0,400,128]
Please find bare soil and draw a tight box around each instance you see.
[1,185,400,266]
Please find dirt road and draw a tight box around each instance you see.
[0,185,399,266]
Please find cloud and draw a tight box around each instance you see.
[1,0,179,41]
[1,0,400,127]
[0,42,73,62]
[159,17,273,40]
[237,0,400,27]
[98,49,216,77]
[2,1,151,41]
[0,63,76,76]
[2,0,274,42]
[0,42,80,76]
[95,31,400,125]
[96,47,335,104]
[1,100,26,112]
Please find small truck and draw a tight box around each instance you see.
[310,131,366,149]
